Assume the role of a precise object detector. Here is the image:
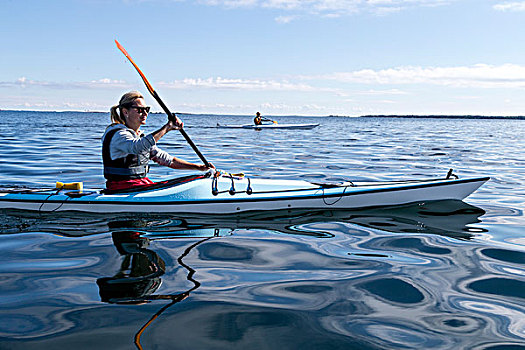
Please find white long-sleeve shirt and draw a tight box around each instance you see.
[102,123,173,166]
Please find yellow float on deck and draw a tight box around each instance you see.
[56,181,83,192]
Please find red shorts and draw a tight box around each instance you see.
[106,177,156,191]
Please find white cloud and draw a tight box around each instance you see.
[173,100,340,114]
[0,77,130,89]
[356,88,409,95]
[493,1,525,11]
[5,64,525,99]
[275,15,297,23]
[197,0,454,16]
[157,76,333,92]
[315,64,525,88]
[199,0,258,8]
[2,75,339,95]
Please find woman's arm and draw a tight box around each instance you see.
[169,157,213,171]
[150,147,212,171]
[110,127,156,159]
[151,116,184,142]
[150,115,213,171]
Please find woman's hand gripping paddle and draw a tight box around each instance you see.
[115,40,211,168]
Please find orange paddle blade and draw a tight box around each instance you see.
[115,40,155,94]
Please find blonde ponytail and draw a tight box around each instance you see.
[110,105,125,124]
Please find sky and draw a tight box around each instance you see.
[3,0,525,116]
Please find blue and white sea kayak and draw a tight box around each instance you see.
[216,123,319,130]
[0,172,489,214]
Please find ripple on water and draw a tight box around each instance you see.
[481,248,525,264]
[357,277,426,304]
[467,278,525,300]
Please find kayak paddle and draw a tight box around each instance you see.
[115,40,211,168]
[262,117,277,124]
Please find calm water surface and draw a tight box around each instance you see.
[0,111,524,349]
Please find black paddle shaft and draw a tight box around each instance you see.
[152,91,211,168]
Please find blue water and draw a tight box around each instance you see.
[0,110,524,349]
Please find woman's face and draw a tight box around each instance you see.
[124,98,149,128]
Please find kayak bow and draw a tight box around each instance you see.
[0,172,489,214]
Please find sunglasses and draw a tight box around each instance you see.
[130,105,151,114]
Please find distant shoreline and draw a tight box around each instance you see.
[358,115,525,120]
[1,110,524,120]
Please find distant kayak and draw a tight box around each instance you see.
[217,123,319,130]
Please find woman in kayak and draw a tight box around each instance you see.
[102,91,213,190]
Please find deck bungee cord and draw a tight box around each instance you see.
[321,185,350,206]
[211,171,252,196]
[37,182,87,213]
[38,189,68,213]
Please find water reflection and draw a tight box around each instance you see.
[96,231,167,304]
[5,201,525,349]
[97,230,216,349]
[0,200,487,240]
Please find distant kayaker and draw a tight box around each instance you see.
[253,112,275,126]
[102,91,214,191]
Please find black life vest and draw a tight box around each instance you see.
[102,128,150,181]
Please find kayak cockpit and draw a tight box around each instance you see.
[101,173,210,195]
